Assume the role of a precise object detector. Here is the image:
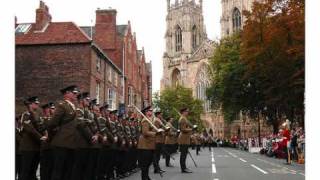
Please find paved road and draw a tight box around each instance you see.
[125,147,305,180]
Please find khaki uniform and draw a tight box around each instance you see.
[19,111,42,151]
[46,100,77,149]
[165,122,176,145]
[177,116,193,145]
[154,117,165,144]
[137,118,156,150]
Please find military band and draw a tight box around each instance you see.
[15,85,207,180]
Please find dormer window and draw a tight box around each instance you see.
[15,24,32,34]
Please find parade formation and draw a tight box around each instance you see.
[14,0,305,180]
[15,85,209,180]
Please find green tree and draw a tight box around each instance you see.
[207,33,251,123]
[153,86,204,131]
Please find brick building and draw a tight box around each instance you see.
[15,1,130,114]
[81,9,152,110]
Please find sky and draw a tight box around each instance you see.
[14,0,222,93]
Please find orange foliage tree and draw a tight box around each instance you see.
[241,0,305,132]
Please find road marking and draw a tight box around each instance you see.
[213,179,219,180]
[217,155,229,157]
[251,164,268,174]
[268,168,296,175]
[239,158,247,162]
[212,156,215,162]
[299,173,305,176]
[229,153,238,158]
[212,163,217,173]
[257,158,282,168]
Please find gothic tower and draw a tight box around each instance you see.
[161,0,216,131]
[165,0,207,57]
[220,0,261,38]
[161,0,209,89]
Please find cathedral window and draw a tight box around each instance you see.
[175,26,182,52]
[192,25,197,49]
[196,66,211,113]
[232,8,241,32]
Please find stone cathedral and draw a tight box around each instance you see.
[161,0,272,138]
[160,0,215,129]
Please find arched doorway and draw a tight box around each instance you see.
[171,68,181,87]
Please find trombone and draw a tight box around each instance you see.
[128,105,164,133]
[153,115,171,131]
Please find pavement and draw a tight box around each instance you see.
[125,147,305,180]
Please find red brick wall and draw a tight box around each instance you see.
[16,44,91,106]
[93,9,152,109]
[15,43,122,113]
[94,10,117,50]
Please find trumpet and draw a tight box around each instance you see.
[128,105,164,133]
[172,107,198,130]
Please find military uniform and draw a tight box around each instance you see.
[46,85,79,180]
[86,110,102,180]
[129,120,139,172]
[71,107,95,180]
[178,114,193,173]
[19,96,43,180]
[106,111,120,179]
[96,106,115,180]
[152,116,166,173]
[39,116,53,180]
[164,121,177,167]
[15,117,22,180]
[137,110,157,180]
[195,133,201,155]
[114,116,128,178]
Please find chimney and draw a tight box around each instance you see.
[35,1,52,31]
[94,9,117,50]
[15,16,17,28]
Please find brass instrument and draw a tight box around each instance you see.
[128,105,164,133]
[153,116,170,131]
[172,107,198,130]
[166,121,180,133]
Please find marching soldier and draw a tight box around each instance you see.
[71,92,95,180]
[15,116,22,180]
[129,116,139,172]
[123,117,133,176]
[164,117,177,167]
[195,132,202,155]
[87,99,103,179]
[44,85,80,180]
[137,106,158,180]
[19,96,46,180]
[40,102,55,180]
[108,109,121,179]
[152,111,166,174]
[115,114,128,178]
[96,103,114,180]
[178,107,193,173]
